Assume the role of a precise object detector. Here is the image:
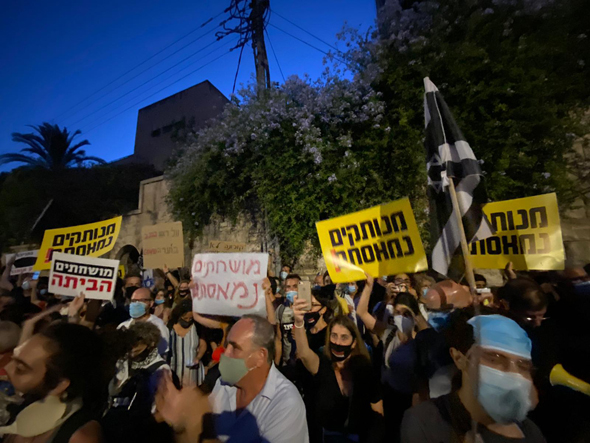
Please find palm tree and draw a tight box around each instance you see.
[0,122,105,171]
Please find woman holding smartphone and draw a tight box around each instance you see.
[292,295,384,442]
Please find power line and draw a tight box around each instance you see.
[69,36,226,128]
[267,23,349,66]
[232,43,246,94]
[270,9,340,53]
[53,9,228,124]
[80,38,236,132]
[265,29,285,82]
[82,41,237,135]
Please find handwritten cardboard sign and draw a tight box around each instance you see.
[49,252,118,300]
[206,240,247,252]
[34,216,122,270]
[10,250,39,276]
[471,193,564,270]
[191,253,268,317]
[141,222,184,270]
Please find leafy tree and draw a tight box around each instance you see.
[348,0,589,205]
[0,163,157,248]
[167,75,427,262]
[0,123,105,171]
[168,0,589,262]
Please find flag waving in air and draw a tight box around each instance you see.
[424,77,494,277]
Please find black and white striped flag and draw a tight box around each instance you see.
[424,77,494,277]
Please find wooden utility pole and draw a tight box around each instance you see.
[249,0,271,91]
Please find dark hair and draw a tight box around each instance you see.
[169,298,193,326]
[40,323,104,409]
[285,274,301,282]
[474,273,487,285]
[242,314,275,364]
[124,272,142,284]
[128,321,161,350]
[282,265,292,272]
[394,292,420,316]
[498,278,548,312]
[269,277,280,295]
[324,315,370,362]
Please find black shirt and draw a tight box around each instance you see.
[401,392,546,443]
[314,354,382,437]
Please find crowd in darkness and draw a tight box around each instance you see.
[1,258,589,443]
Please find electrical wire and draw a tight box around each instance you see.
[232,43,246,94]
[265,29,285,82]
[53,9,228,124]
[267,23,349,66]
[69,36,226,128]
[270,9,341,53]
[81,41,237,135]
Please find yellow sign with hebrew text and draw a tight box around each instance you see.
[34,216,122,271]
[471,193,564,270]
[316,199,427,283]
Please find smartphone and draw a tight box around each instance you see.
[32,271,40,281]
[299,281,312,311]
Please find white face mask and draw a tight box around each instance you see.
[394,314,414,336]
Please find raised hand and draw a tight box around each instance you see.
[292,296,309,325]
[68,292,86,318]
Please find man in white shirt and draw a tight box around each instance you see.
[155,314,308,443]
[118,287,169,356]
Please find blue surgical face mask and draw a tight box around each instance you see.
[285,291,297,304]
[280,271,288,280]
[313,284,321,291]
[39,289,47,296]
[422,287,429,297]
[477,364,532,424]
[428,311,452,332]
[347,285,356,294]
[22,280,31,291]
[154,299,165,305]
[129,301,147,318]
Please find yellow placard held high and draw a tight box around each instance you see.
[316,199,427,283]
[34,216,122,270]
[471,193,564,270]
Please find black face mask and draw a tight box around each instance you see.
[126,286,140,299]
[304,311,321,329]
[179,319,193,328]
[131,345,155,362]
[330,342,353,362]
[178,290,190,297]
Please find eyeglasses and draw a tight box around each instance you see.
[394,278,411,285]
[479,349,533,375]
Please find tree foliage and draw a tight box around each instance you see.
[167,0,589,262]
[353,0,589,204]
[0,123,105,171]
[0,163,157,248]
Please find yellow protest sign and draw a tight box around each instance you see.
[316,199,428,283]
[470,193,564,270]
[34,216,122,270]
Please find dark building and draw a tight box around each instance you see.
[115,80,229,171]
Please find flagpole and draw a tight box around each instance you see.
[447,178,479,302]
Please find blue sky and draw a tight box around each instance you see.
[0,0,376,171]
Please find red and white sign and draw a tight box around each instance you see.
[49,252,118,300]
[191,253,269,317]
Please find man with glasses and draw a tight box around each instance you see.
[498,278,548,329]
[118,287,170,356]
[401,311,545,443]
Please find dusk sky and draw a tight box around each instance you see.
[0,1,376,172]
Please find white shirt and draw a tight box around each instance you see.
[210,364,309,443]
[118,314,170,355]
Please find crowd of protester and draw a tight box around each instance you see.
[1,254,589,442]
